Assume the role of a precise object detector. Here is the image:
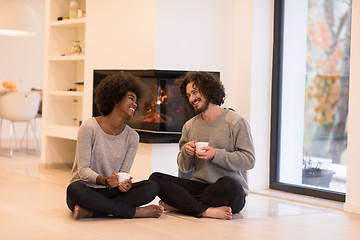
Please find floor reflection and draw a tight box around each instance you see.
[0,150,338,223]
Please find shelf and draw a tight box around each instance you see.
[46,96,83,127]
[49,90,84,97]
[45,125,79,140]
[49,55,85,61]
[50,18,86,27]
[42,0,86,166]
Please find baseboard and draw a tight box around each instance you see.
[252,189,343,211]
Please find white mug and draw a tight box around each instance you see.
[117,172,131,183]
[195,142,209,152]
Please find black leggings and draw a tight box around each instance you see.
[66,180,159,218]
[149,172,246,217]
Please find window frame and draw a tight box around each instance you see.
[269,0,346,202]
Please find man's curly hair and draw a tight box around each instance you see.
[94,72,143,116]
[175,71,225,107]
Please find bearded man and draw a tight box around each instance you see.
[149,71,255,220]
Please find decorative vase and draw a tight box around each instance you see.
[69,0,79,19]
[71,40,82,55]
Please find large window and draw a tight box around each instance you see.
[270,0,351,201]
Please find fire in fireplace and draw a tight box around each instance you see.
[93,69,199,143]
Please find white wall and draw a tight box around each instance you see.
[154,0,253,120]
[83,0,157,119]
[0,0,45,141]
[130,143,179,182]
[248,0,273,190]
[85,0,257,181]
[153,0,253,120]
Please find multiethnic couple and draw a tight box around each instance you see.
[66,71,255,220]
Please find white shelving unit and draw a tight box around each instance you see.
[41,0,86,167]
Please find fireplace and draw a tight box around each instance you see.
[93,69,197,143]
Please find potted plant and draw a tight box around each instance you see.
[302,153,336,188]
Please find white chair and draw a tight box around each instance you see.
[0,91,41,156]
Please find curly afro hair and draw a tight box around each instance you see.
[175,71,225,107]
[94,72,144,116]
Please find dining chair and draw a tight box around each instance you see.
[0,91,41,156]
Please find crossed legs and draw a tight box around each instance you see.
[149,172,246,220]
[66,179,163,219]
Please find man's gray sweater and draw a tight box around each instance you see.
[177,109,255,195]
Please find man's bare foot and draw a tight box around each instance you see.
[73,205,93,220]
[134,205,164,218]
[159,200,180,212]
[202,206,232,220]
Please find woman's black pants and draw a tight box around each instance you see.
[66,179,159,218]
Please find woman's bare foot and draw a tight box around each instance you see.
[73,205,93,220]
[202,206,232,220]
[159,200,180,212]
[134,205,164,218]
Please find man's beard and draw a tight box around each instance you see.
[194,99,210,114]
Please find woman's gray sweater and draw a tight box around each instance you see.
[70,117,139,188]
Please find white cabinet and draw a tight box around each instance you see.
[41,0,86,167]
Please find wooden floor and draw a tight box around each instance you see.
[1,149,360,240]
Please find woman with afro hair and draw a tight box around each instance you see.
[66,72,164,219]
